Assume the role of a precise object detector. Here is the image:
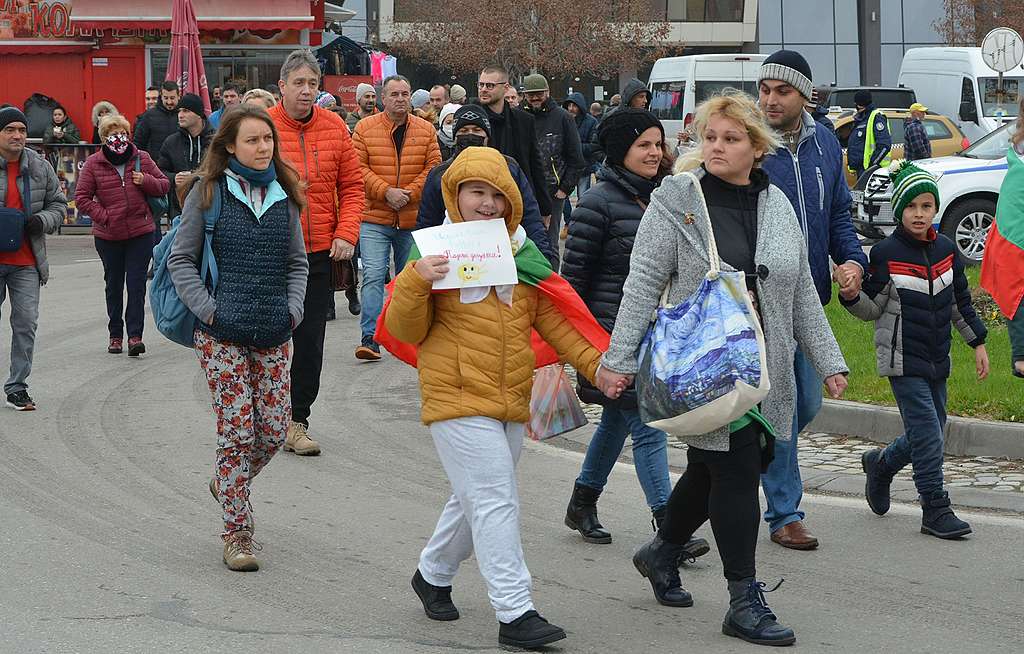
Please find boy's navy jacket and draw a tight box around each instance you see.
[841,225,986,379]
[761,111,867,305]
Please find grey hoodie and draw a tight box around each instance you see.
[601,168,848,451]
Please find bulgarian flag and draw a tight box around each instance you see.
[375,230,610,368]
[981,144,1024,318]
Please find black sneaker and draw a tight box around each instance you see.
[498,610,566,650]
[411,569,459,621]
[6,390,36,411]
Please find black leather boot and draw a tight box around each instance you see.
[565,483,612,544]
[632,535,693,607]
[722,578,796,646]
[920,490,972,539]
[861,448,895,515]
[651,507,711,562]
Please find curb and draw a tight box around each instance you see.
[807,399,1024,459]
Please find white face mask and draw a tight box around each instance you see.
[441,124,454,139]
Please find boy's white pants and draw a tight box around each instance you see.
[419,416,533,623]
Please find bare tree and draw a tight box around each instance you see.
[385,0,671,81]
[935,0,1024,46]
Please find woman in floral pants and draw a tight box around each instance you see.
[168,106,309,571]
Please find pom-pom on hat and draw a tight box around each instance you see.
[889,160,940,222]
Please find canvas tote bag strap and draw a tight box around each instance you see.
[656,171,721,311]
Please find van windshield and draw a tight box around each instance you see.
[979,77,1023,117]
[650,81,685,120]
[694,80,757,102]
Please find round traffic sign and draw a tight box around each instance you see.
[981,27,1024,73]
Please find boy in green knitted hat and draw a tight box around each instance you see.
[838,160,989,539]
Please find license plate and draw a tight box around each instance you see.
[850,190,863,203]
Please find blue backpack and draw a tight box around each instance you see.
[149,183,221,347]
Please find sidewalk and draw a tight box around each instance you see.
[543,403,1024,514]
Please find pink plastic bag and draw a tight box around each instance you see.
[527,364,588,440]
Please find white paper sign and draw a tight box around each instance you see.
[412,219,518,290]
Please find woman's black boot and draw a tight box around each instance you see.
[632,535,694,607]
[565,483,612,544]
[722,579,796,646]
[651,507,710,562]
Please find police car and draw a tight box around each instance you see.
[852,123,1011,263]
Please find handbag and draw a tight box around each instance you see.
[0,171,30,252]
[330,258,357,292]
[135,155,169,218]
[636,172,770,436]
[527,364,589,440]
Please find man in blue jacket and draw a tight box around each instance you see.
[415,105,554,264]
[757,50,869,551]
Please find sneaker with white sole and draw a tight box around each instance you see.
[6,390,36,411]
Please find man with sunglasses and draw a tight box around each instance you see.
[476,66,552,224]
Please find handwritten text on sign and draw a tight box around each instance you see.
[412,219,518,290]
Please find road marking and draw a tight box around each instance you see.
[74,258,101,263]
[527,439,1023,527]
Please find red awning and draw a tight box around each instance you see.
[71,0,315,31]
[0,41,94,55]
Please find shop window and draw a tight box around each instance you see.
[667,0,743,21]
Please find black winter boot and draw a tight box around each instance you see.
[722,579,796,647]
[920,490,972,539]
[651,507,711,562]
[861,448,895,516]
[498,610,566,649]
[565,483,612,544]
[632,535,693,607]
[411,569,459,621]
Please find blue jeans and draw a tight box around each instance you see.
[882,376,948,496]
[561,173,592,226]
[576,406,672,511]
[1008,300,1024,363]
[0,264,40,395]
[762,348,822,533]
[359,223,414,341]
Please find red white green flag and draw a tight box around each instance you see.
[981,144,1024,317]
[375,234,610,368]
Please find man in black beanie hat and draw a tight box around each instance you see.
[758,49,869,552]
[415,105,554,262]
[158,93,214,218]
[0,104,67,411]
[847,88,891,183]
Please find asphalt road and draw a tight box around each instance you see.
[0,240,1021,653]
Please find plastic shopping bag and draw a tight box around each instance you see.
[527,364,588,440]
[637,268,769,436]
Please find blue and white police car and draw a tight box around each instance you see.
[852,123,1012,263]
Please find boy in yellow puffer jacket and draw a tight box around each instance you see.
[386,147,615,650]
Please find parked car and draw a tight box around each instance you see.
[851,123,1012,264]
[899,47,1022,143]
[834,109,969,187]
[648,53,767,150]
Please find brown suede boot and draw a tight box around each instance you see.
[284,422,321,456]
[223,530,260,572]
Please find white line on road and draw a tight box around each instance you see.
[527,438,1024,527]
[74,258,101,263]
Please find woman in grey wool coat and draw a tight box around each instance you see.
[594,91,849,648]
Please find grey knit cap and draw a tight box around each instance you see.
[758,50,814,100]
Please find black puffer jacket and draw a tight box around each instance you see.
[562,164,660,407]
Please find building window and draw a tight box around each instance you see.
[667,0,743,22]
[151,49,289,92]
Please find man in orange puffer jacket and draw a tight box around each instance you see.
[269,50,365,456]
[352,74,441,361]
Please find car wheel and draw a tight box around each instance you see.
[940,199,994,265]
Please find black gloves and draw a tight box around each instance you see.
[24,214,44,236]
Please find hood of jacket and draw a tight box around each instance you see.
[441,146,523,234]
[621,79,651,107]
[563,92,588,114]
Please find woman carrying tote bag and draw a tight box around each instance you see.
[595,91,849,647]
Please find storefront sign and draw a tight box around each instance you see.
[323,75,374,107]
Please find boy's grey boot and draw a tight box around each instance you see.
[920,490,972,539]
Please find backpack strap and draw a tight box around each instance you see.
[134,154,141,173]
[199,181,222,288]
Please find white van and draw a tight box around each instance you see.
[649,54,767,150]
[898,47,1024,143]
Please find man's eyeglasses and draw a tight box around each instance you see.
[477,81,508,90]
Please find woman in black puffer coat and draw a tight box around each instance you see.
[560,109,708,560]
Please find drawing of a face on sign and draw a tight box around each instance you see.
[457,263,484,283]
